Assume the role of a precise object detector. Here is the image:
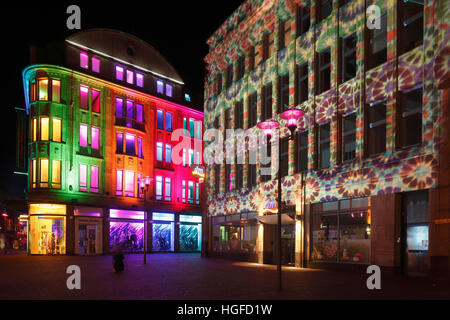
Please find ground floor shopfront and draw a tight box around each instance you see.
[208,189,445,276]
[27,203,202,255]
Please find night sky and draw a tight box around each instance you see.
[2,1,243,199]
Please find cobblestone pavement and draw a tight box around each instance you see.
[0,253,448,300]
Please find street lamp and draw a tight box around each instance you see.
[139,176,152,265]
[2,212,8,255]
[257,108,304,291]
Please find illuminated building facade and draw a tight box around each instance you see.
[22,29,204,255]
[204,0,449,275]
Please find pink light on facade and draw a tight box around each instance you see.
[116,66,124,80]
[91,127,99,149]
[1,213,8,217]
[79,124,88,147]
[280,108,305,138]
[257,120,280,140]
[80,52,88,69]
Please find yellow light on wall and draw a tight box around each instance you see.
[29,204,67,215]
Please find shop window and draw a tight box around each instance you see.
[116,170,123,196]
[263,32,274,61]
[116,98,123,117]
[296,62,308,104]
[279,74,290,113]
[367,101,386,155]
[279,19,291,50]
[316,49,331,94]
[80,52,89,69]
[52,118,61,142]
[342,112,356,161]
[165,177,172,201]
[260,142,271,183]
[52,160,61,189]
[52,80,61,103]
[166,83,173,97]
[157,80,164,94]
[38,78,48,101]
[152,215,174,251]
[116,133,123,154]
[224,164,231,192]
[125,133,136,155]
[318,122,331,169]
[110,221,143,252]
[136,73,144,87]
[296,130,308,172]
[91,57,100,73]
[124,170,135,197]
[166,112,173,132]
[40,117,49,141]
[157,109,164,130]
[91,127,100,150]
[29,213,66,255]
[297,5,310,37]
[341,33,357,83]
[156,176,163,200]
[235,101,244,129]
[279,138,289,178]
[248,93,258,128]
[182,180,186,202]
[116,66,124,81]
[126,70,134,84]
[188,181,194,204]
[92,90,100,113]
[237,55,245,80]
[226,64,233,89]
[156,142,163,161]
[399,88,422,148]
[262,84,273,121]
[79,124,88,147]
[79,164,87,192]
[368,12,387,69]
[398,0,423,55]
[90,166,99,193]
[80,86,89,110]
[316,0,333,24]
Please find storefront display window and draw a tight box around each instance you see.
[152,212,174,251]
[179,214,202,251]
[312,214,338,261]
[109,222,143,252]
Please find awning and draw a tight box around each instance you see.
[256,214,295,225]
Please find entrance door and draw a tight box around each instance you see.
[78,224,101,255]
[402,191,429,275]
[272,224,295,266]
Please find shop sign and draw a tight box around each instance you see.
[191,166,205,182]
[263,200,278,215]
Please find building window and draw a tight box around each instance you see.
[31,118,37,142]
[39,159,49,188]
[248,93,258,128]
[125,133,136,155]
[157,110,164,130]
[52,118,61,142]
[248,150,257,189]
[316,0,333,24]
[138,138,143,158]
[80,86,89,110]
[136,103,143,123]
[116,66,124,81]
[341,33,357,83]
[262,84,273,121]
[216,74,222,95]
[31,159,37,188]
[398,0,423,55]
[342,112,356,161]
[40,117,49,141]
[236,162,243,189]
[126,70,134,84]
[279,138,289,177]
[279,74,290,113]
[260,142,271,183]
[368,12,387,69]
[296,130,308,172]
[279,19,291,50]
[136,73,144,87]
[116,98,123,117]
[224,164,231,192]
[189,118,195,137]
[235,101,244,130]
[296,62,308,104]
[91,57,100,73]
[79,164,87,192]
[91,127,100,149]
[166,84,173,97]
[196,183,200,204]
[224,108,231,130]
[196,121,202,139]
[367,101,386,156]
[38,78,48,101]
[157,80,164,94]
[52,80,61,103]
[79,124,88,147]
[237,55,245,80]
[166,112,173,132]
[90,166,99,193]
[165,178,172,201]
[251,43,261,69]
[316,49,331,94]
[182,180,186,202]
[92,90,100,113]
[116,133,123,154]
[263,32,274,61]
[188,181,194,204]
[297,5,310,37]
[318,123,331,169]
[116,170,123,196]
[124,170,135,197]
[80,52,89,69]
[52,160,61,189]
[399,88,422,148]
[226,64,233,89]
[215,164,220,193]
[189,149,194,166]
[156,142,163,161]
[165,144,172,163]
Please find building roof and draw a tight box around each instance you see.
[66,29,184,84]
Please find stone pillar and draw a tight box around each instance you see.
[103,207,110,254]
[66,205,75,255]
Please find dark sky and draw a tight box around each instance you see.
[2,1,243,199]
